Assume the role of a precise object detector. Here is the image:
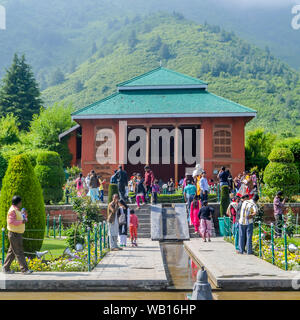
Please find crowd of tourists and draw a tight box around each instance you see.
[73,170,106,202]
[72,163,263,250]
[184,165,261,250]
[2,160,290,274]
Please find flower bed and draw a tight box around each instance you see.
[8,244,109,272]
[225,235,300,271]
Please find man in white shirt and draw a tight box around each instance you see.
[200,171,209,204]
[238,194,259,255]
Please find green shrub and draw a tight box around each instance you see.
[65,166,82,180]
[268,147,294,163]
[263,147,299,200]
[0,154,46,254]
[220,185,230,217]
[285,207,296,237]
[0,153,7,189]
[108,184,119,203]
[25,150,42,168]
[275,138,300,173]
[128,192,217,203]
[34,151,65,204]
[157,194,184,203]
[66,224,85,250]
[0,147,41,188]
[72,196,101,229]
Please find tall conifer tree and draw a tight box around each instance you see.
[0,53,42,130]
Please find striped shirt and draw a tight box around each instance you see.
[239,200,258,225]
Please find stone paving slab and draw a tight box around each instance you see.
[184,238,300,291]
[1,239,168,291]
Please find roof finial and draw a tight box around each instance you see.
[159,60,162,67]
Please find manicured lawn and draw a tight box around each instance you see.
[40,238,68,260]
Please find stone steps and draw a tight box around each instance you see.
[131,205,151,238]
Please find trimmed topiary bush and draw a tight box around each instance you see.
[0,148,42,188]
[0,154,45,254]
[220,185,230,217]
[34,151,66,204]
[25,150,42,168]
[275,138,300,173]
[107,184,119,203]
[268,147,294,163]
[0,152,7,189]
[263,147,299,200]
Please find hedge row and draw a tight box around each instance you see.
[127,191,217,203]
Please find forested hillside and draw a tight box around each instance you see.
[41,14,300,136]
[0,0,299,89]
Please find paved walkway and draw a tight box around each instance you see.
[1,239,168,291]
[184,238,300,291]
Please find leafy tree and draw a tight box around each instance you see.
[159,43,171,60]
[28,102,75,167]
[50,68,65,86]
[220,30,232,42]
[245,128,276,170]
[263,148,299,200]
[0,54,42,130]
[128,30,138,50]
[0,113,20,146]
[34,151,65,204]
[74,80,84,93]
[91,42,97,55]
[172,11,184,20]
[69,60,77,74]
[0,154,45,254]
[149,35,162,52]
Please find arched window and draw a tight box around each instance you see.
[213,125,232,158]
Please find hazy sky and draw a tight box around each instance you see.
[219,0,297,7]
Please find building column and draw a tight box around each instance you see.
[201,119,213,180]
[174,124,179,186]
[146,125,150,166]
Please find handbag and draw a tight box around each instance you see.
[119,208,126,225]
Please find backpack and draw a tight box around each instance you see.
[119,209,126,225]
[111,173,118,184]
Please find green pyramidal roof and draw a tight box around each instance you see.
[117,67,207,89]
[72,67,257,119]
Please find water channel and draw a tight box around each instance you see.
[0,243,298,300]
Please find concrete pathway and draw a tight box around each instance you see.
[1,239,168,291]
[184,238,300,291]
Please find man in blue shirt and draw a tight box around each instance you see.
[217,166,229,187]
[183,180,197,219]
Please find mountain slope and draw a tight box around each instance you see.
[0,0,300,89]
[41,14,300,136]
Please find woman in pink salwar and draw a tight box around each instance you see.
[76,173,85,197]
[189,196,201,234]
